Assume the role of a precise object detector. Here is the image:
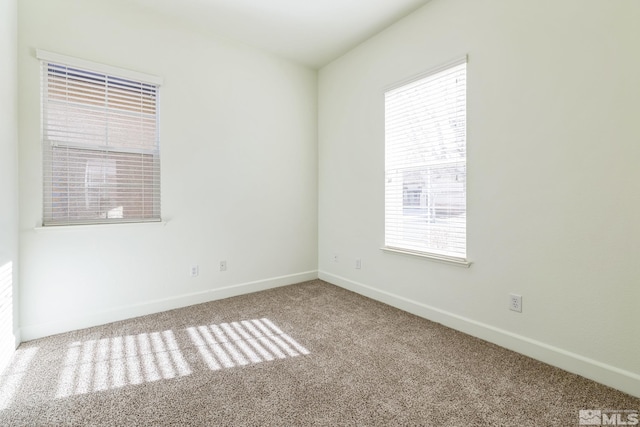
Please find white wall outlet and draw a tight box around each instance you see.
[219,260,227,272]
[509,294,522,313]
[190,265,199,277]
[355,258,362,269]
[331,254,338,263]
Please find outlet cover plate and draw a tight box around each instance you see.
[509,294,522,313]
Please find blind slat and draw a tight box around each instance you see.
[385,61,467,260]
[41,59,161,226]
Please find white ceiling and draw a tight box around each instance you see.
[128,0,431,69]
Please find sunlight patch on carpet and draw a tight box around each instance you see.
[186,318,310,371]
[54,318,308,398]
[0,347,39,410]
[55,330,191,398]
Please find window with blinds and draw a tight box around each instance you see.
[39,51,162,226]
[384,58,467,262]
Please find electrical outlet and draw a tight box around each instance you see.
[331,254,338,263]
[190,265,199,277]
[509,294,522,313]
[355,258,362,269]
[219,260,227,272]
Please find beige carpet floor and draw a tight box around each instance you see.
[0,279,638,426]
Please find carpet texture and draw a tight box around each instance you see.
[0,280,638,426]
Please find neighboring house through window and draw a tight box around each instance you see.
[38,50,162,226]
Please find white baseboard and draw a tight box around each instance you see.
[319,271,640,398]
[20,270,318,341]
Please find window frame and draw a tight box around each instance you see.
[382,56,470,267]
[37,50,163,227]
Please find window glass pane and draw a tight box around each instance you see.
[42,60,161,226]
[385,60,466,259]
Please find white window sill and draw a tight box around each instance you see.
[34,220,168,232]
[381,246,472,268]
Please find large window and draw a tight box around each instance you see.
[38,50,162,226]
[384,57,467,263]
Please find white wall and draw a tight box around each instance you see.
[318,0,640,397]
[0,0,19,370]
[18,0,318,339]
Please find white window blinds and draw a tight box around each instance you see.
[384,58,467,261]
[39,51,162,226]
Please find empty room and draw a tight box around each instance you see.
[1,0,639,425]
